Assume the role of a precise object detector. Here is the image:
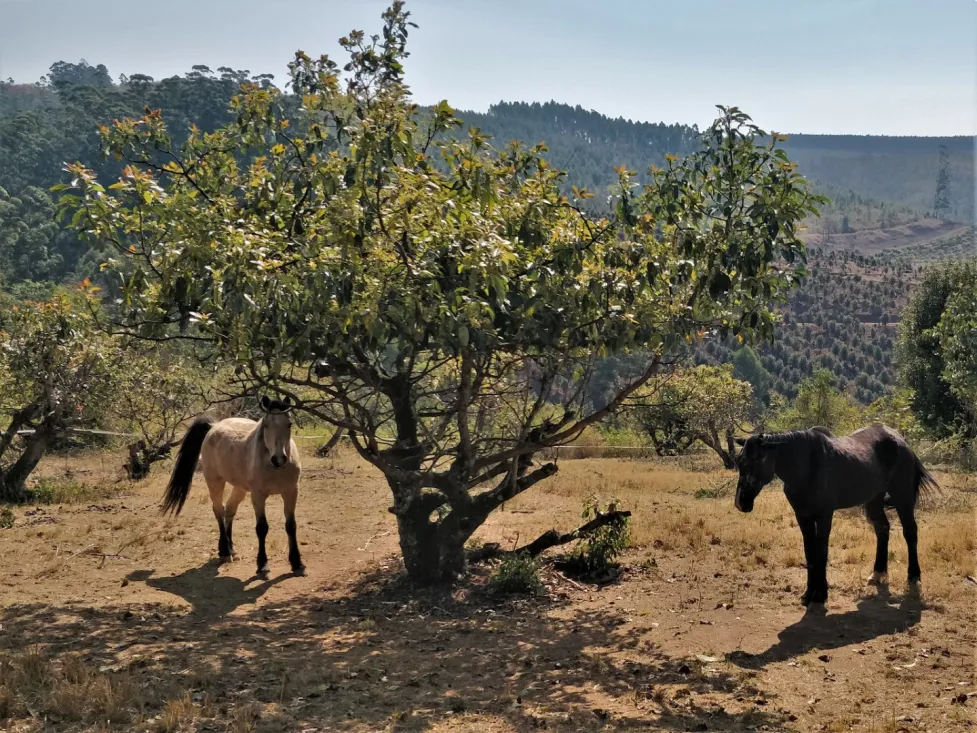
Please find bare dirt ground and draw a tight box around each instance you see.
[1,447,975,732]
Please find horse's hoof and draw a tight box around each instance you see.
[257,565,270,578]
[805,602,827,615]
[867,571,888,586]
[802,589,827,606]
[291,565,306,577]
[219,555,232,564]
[906,579,922,595]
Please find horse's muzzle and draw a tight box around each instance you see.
[736,499,754,513]
[735,489,755,513]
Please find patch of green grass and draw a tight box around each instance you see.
[0,507,14,529]
[25,477,114,505]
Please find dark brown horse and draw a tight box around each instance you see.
[734,424,937,608]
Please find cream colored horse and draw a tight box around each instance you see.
[162,396,304,576]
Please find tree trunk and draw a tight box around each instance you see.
[394,511,471,585]
[396,512,444,584]
[0,435,49,503]
[702,426,737,469]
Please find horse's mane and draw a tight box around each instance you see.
[757,428,832,446]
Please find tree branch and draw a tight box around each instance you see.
[469,509,632,562]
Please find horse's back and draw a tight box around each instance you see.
[200,417,258,486]
[834,423,915,485]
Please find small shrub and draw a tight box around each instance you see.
[560,495,632,577]
[490,552,544,596]
[0,507,13,529]
[694,480,734,500]
[24,477,111,505]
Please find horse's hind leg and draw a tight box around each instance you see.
[223,486,248,559]
[864,494,890,585]
[283,486,305,576]
[251,490,270,577]
[894,502,921,589]
[206,474,230,561]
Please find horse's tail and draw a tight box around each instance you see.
[161,416,215,517]
[913,452,939,498]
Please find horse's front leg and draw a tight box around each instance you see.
[283,486,305,576]
[810,510,833,604]
[251,491,270,577]
[795,513,820,606]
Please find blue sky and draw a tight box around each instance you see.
[1,0,974,135]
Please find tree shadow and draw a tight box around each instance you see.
[125,559,292,620]
[728,586,924,669]
[0,566,800,732]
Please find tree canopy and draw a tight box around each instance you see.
[60,2,823,583]
[896,259,976,437]
[0,294,116,500]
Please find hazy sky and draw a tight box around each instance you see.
[1,0,975,135]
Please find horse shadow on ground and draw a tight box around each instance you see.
[728,586,924,669]
[0,564,801,733]
[125,559,292,620]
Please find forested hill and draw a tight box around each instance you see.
[457,102,973,224]
[778,134,973,223]
[1,62,973,405]
[456,101,702,191]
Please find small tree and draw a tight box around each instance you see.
[627,365,753,468]
[110,349,207,479]
[59,3,824,583]
[772,369,861,434]
[0,294,116,501]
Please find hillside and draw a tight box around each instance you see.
[1,63,974,406]
[781,134,974,223]
[456,103,967,230]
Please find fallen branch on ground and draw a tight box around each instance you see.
[469,509,632,563]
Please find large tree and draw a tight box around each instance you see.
[60,2,824,583]
[896,259,976,437]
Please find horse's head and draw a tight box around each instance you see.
[733,434,777,513]
[259,395,294,470]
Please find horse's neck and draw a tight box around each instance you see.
[251,419,265,447]
[771,432,803,488]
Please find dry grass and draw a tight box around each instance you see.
[0,445,974,732]
[0,648,146,725]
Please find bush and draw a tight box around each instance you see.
[560,496,631,576]
[490,553,544,596]
[24,477,111,505]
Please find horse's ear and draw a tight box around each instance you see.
[259,395,271,412]
[734,437,747,447]
[281,396,292,408]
